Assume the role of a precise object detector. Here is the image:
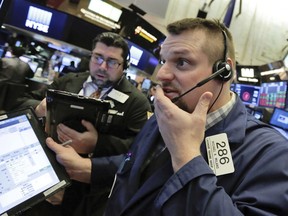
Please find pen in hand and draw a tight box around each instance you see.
[61,140,73,147]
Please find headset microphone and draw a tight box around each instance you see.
[171,63,231,103]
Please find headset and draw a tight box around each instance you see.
[212,30,232,81]
[171,29,232,103]
[123,51,130,70]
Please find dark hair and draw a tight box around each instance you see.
[166,18,235,66]
[11,46,26,57]
[92,32,130,69]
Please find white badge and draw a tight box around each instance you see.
[205,133,234,176]
[108,89,129,103]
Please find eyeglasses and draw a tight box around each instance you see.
[91,54,123,69]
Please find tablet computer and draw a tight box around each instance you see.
[46,89,112,142]
[0,107,71,216]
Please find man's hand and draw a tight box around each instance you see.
[56,120,98,154]
[154,86,213,172]
[46,189,65,205]
[35,98,47,117]
[46,137,92,183]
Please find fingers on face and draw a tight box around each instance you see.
[195,92,213,116]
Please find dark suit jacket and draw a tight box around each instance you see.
[0,57,34,84]
[105,97,288,216]
[14,72,152,216]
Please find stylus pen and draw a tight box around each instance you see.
[61,139,73,146]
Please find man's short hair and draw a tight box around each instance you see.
[166,18,235,67]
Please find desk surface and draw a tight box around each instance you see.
[26,76,53,91]
[29,76,53,85]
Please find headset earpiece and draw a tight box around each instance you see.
[123,50,131,70]
[124,61,130,70]
[212,60,232,81]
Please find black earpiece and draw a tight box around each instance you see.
[123,50,131,70]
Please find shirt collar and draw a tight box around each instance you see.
[81,75,110,97]
[206,91,236,130]
[87,75,93,82]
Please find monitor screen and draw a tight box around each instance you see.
[236,65,260,84]
[253,110,263,120]
[258,81,288,109]
[141,78,151,90]
[269,108,288,130]
[234,84,261,106]
[126,40,159,74]
[50,52,81,72]
[5,0,68,40]
[61,55,81,67]
[19,55,32,63]
[130,45,143,66]
[0,114,60,214]
[28,61,39,73]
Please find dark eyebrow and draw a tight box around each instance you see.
[92,52,119,61]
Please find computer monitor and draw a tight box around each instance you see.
[234,84,261,106]
[141,78,152,90]
[246,106,263,120]
[5,0,68,40]
[61,55,81,67]
[258,81,288,109]
[19,55,32,63]
[28,61,39,73]
[269,108,288,131]
[129,45,143,67]
[51,52,81,72]
[126,40,159,75]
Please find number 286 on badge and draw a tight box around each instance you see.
[205,133,235,176]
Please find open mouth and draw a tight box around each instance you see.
[96,73,107,79]
[162,87,179,99]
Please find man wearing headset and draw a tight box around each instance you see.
[47,18,288,215]
[16,32,151,216]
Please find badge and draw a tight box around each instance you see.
[108,89,129,103]
[205,133,234,176]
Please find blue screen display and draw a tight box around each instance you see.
[234,84,261,106]
[126,39,158,75]
[269,108,288,130]
[5,0,68,40]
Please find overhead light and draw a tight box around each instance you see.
[80,8,120,29]
[260,67,285,76]
[135,26,157,43]
[88,0,122,22]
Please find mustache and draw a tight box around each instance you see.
[160,82,180,91]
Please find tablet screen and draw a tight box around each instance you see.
[0,109,70,215]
